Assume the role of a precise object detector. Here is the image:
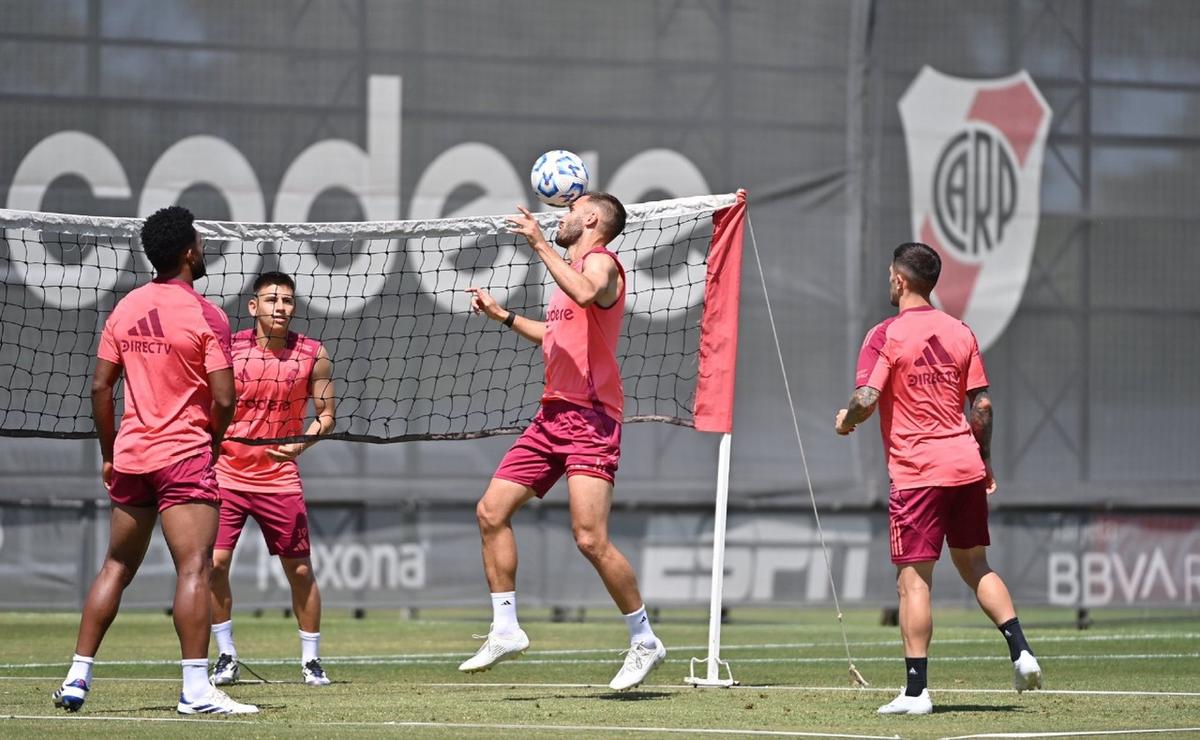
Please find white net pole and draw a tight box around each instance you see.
[686,431,736,687]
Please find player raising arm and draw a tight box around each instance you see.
[459,194,667,691]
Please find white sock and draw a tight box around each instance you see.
[181,659,210,702]
[491,591,519,635]
[623,605,658,648]
[211,620,237,657]
[299,630,320,664]
[65,654,94,686]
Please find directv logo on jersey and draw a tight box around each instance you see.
[119,339,173,355]
[907,335,960,387]
[908,368,961,388]
[899,67,1052,351]
[120,308,172,353]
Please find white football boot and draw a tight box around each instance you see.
[303,658,331,686]
[209,653,239,686]
[1013,650,1043,692]
[458,628,530,673]
[608,641,667,691]
[176,685,260,715]
[877,688,933,715]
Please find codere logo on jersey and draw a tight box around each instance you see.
[899,67,1052,351]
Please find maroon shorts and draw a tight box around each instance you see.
[888,478,990,564]
[107,451,221,513]
[215,487,311,559]
[494,401,622,497]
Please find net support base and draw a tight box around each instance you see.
[685,656,737,688]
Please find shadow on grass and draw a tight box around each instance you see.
[503,691,674,703]
[598,691,674,701]
[934,704,1022,713]
[98,702,287,714]
[231,679,353,687]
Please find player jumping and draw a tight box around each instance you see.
[459,194,667,691]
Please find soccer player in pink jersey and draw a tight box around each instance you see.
[53,206,258,715]
[207,272,335,687]
[459,193,666,690]
[835,242,1042,715]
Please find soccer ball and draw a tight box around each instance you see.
[530,150,589,207]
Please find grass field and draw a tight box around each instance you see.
[2,606,1198,739]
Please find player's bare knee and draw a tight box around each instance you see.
[286,559,315,584]
[210,555,232,578]
[101,557,140,588]
[573,529,608,562]
[951,549,991,583]
[475,497,510,534]
[896,567,931,599]
[175,551,213,581]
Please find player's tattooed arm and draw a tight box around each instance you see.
[835,386,879,435]
[967,388,993,461]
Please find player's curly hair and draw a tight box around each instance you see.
[140,205,197,273]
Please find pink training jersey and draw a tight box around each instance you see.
[214,329,321,494]
[96,279,232,474]
[541,247,626,423]
[856,305,989,489]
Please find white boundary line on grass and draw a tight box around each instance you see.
[2,633,1196,670]
[940,729,1200,739]
[5,676,1200,698]
[0,715,900,738]
[423,683,1200,698]
[2,651,1197,670]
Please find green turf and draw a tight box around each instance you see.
[2,607,1198,739]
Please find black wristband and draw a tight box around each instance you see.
[502,312,516,328]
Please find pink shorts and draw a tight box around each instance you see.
[108,451,220,513]
[215,487,311,559]
[888,478,990,564]
[494,401,622,497]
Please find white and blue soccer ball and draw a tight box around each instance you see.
[530,149,589,207]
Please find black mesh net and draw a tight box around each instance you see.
[0,195,736,443]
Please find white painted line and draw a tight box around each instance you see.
[7,676,1197,699]
[683,654,1200,665]
[2,652,1196,670]
[0,676,182,683]
[2,632,1195,670]
[940,728,1200,739]
[0,714,901,738]
[423,683,1200,698]
[2,714,257,724]
[326,720,904,738]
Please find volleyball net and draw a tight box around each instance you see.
[0,193,745,443]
